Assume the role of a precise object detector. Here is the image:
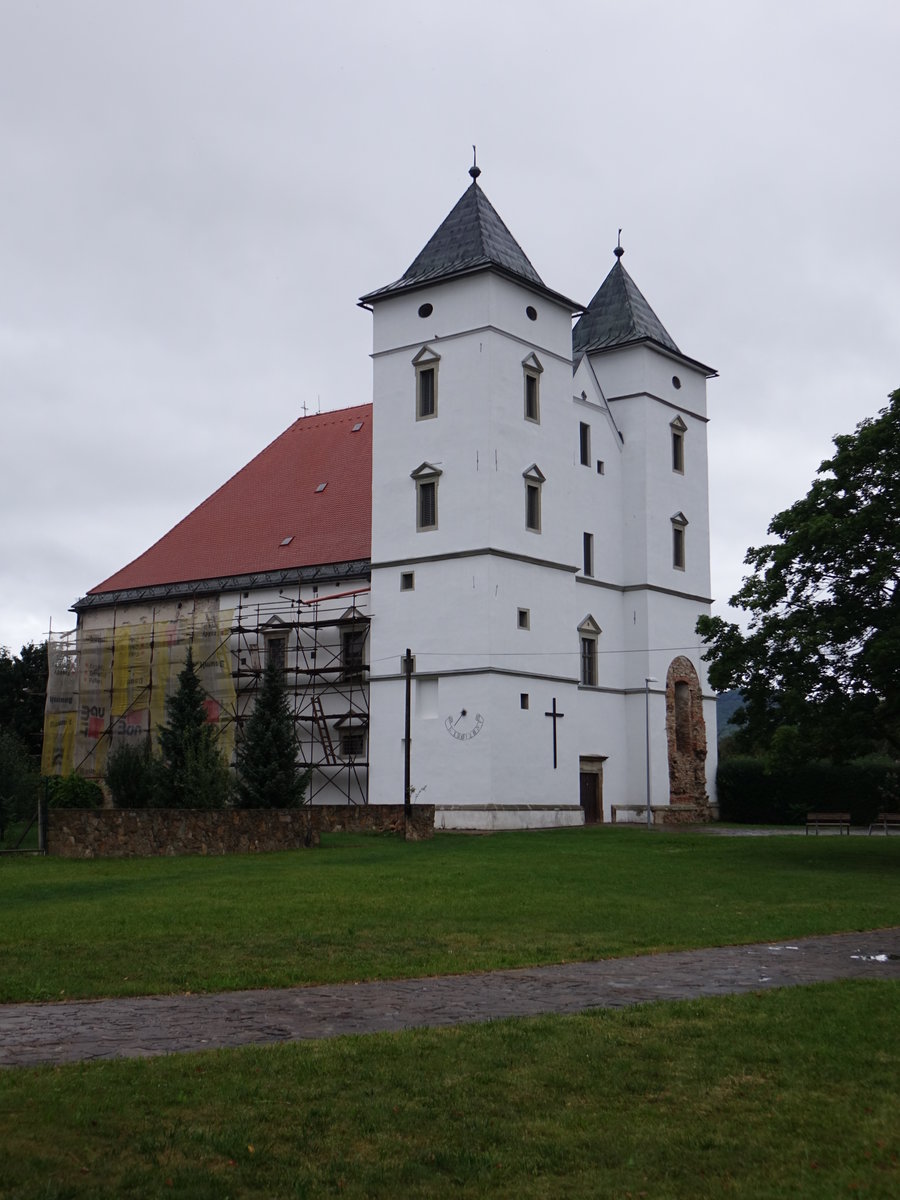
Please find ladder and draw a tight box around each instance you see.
[310,694,337,764]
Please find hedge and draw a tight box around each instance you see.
[717,756,898,826]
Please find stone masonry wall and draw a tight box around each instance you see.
[47,805,434,859]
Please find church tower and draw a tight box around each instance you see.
[361,166,587,828]
[571,246,718,820]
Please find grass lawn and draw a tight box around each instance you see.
[1,981,897,1199]
[1,827,898,1002]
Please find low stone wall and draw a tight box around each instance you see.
[46,804,434,858]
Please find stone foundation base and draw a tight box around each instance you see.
[435,804,585,832]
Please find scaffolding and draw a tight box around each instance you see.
[229,587,370,805]
[43,587,370,805]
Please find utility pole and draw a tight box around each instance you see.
[403,648,413,817]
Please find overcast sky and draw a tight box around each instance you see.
[2,0,898,654]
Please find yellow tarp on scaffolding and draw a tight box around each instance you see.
[43,600,237,777]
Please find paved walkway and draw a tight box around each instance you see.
[2,928,897,1068]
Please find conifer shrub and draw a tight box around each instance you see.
[155,648,231,808]
[105,738,159,809]
[235,659,309,808]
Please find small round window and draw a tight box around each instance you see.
[418,302,433,318]
[672,375,682,390]
[525,305,537,321]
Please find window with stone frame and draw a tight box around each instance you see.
[577,614,602,687]
[410,462,442,531]
[522,352,543,423]
[341,628,367,681]
[671,415,687,474]
[671,512,688,570]
[265,633,287,673]
[340,729,366,759]
[523,463,545,532]
[412,346,440,421]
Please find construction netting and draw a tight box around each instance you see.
[42,598,236,777]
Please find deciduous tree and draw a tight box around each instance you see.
[698,389,900,760]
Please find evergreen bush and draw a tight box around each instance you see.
[105,738,159,809]
[235,659,309,808]
[155,648,230,808]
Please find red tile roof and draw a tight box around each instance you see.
[90,405,373,594]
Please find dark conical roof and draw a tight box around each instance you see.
[360,179,579,309]
[573,256,680,357]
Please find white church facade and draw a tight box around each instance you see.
[53,167,718,829]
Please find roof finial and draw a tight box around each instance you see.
[469,145,481,182]
[614,229,624,259]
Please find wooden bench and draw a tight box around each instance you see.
[868,812,900,836]
[805,811,851,835]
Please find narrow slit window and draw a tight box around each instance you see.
[583,532,594,577]
[517,608,530,630]
[579,422,591,466]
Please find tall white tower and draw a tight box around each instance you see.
[361,166,586,828]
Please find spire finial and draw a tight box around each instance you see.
[469,145,481,182]
[614,228,624,259]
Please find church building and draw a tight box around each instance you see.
[49,166,718,829]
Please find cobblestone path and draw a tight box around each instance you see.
[1,928,897,1068]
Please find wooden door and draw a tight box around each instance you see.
[580,771,601,824]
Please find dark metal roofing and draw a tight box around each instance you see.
[572,257,680,357]
[360,181,581,310]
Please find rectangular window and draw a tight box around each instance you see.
[265,635,286,673]
[672,429,684,473]
[525,482,541,532]
[580,636,597,687]
[400,571,415,591]
[583,532,594,577]
[417,479,437,530]
[673,525,686,569]
[579,422,591,466]
[596,460,605,475]
[524,372,540,423]
[517,607,530,630]
[341,629,366,680]
[340,730,366,759]
[520,693,529,710]
[417,366,436,420]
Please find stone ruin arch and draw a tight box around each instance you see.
[665,655,711,817]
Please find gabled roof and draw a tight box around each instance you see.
[572,254,680,357]
[360,175,581,311]
[86,405,372,597]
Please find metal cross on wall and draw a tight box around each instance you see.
[544,697,565,769]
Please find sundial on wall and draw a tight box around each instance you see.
[444,708,485,741]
